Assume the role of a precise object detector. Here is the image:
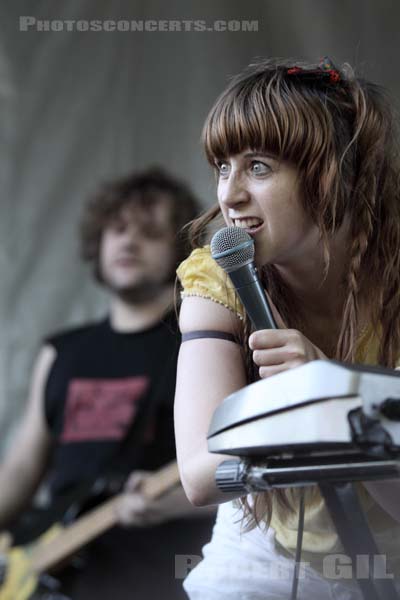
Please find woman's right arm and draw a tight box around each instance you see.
[174,296,247,506]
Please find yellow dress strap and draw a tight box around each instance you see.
[177,245,245,320]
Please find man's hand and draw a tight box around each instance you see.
[114,470,208,527]
[249,328,327,379]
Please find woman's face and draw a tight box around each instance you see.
[216,150,320,267]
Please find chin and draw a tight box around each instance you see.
[105,267,144,285]
[254,239,280,268]
[116,277,144,289]
[254,250,270,269]
[110,279,168,303]
[104,275,144,294]
[113,280,145,294]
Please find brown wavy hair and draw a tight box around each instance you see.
[189,58,400,527]
[80,166,200,284]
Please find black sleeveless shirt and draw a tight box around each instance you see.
[43,311,179,498]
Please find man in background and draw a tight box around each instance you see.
[0,167,214,599]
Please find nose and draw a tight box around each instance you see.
[119,221,142,249]
[218,171,250,210]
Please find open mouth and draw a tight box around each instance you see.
[233,217,264,233]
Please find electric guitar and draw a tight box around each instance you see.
[0,461,180,600]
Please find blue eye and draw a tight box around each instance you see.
[216,161,230,177]
[251,161,270,175]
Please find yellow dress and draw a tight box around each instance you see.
[177,245,400,575]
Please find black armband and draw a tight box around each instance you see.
[181,330,239,344]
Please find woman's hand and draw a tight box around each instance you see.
[249,328,327,379]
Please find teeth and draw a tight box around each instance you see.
[234,218,263,229]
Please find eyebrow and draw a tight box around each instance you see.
[243,151,276,160]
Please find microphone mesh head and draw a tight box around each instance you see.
[210,226,255,272]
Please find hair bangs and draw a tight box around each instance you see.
[203,68,333,173]
[203,78,283,165]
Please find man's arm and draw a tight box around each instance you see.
[115,471,216,526]
[0,345,55,529]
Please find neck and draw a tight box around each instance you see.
[109,285,175,332]
[274,221,351,324]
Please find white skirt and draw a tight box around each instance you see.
[183,501,398,600]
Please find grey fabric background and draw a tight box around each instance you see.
[0,0,399,453]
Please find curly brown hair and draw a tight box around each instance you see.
[80,166,200,283]
[188,58,400,527]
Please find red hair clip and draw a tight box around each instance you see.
[287,57,340,84]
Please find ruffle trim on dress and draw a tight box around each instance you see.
[180,291,244,320]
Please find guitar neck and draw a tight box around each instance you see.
[29,461,180,574]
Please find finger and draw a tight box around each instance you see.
[120,510,149,527]
[128,493,148,509]
[249,329,298,350]
[120,493,148,514]
[253,343,310,366]
[125,471,147,492]
[259,364,287,379]
[252,347,289,367]
[117,498,163,528]
[258,356,309,378]
[115,494,148,526]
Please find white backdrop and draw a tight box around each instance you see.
[1,0,399,452]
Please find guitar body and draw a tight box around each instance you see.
[0,546,37,600]
[0,524,64,600]
[0,462,180,600]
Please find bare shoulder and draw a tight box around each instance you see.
[22,344,58,430]
[33,344,57,375]
[28,345,57,406]
[179,296,242,335]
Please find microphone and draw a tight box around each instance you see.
[210,226,278,330]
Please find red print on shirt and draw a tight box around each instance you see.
[61,376,150,442]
